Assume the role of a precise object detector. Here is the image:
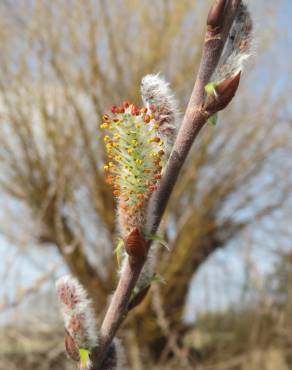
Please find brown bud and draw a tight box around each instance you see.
[125,228,147,263]
[128,284,151,311]
[65,329,80,362]
[207,0,227,30]
[205,72,241,114]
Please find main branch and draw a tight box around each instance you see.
[90,1,242,368]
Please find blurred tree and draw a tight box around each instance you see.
[0,0,291,367]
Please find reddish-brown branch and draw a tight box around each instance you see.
[149,0,241,233]
[90,1,242,368]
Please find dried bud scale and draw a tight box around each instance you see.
[101,102,166,237]
[141,73,179,158]
[125,228,147,263]
[205,72,241,115]
[56,275,98,366]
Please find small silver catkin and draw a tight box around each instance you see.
[212,2,253,83]
[141,73,180,159]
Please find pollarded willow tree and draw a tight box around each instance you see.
[0,0,291,369]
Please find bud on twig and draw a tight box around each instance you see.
[204,71,241,114]
[125,228,147,264]
[56,276,98,369]
[211,2,253,83]
[204,2,253,119]
[207,0,227,31]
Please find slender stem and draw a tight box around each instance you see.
[91,258,145,369]
[91,1,241,368]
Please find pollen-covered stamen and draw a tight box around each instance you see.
[101,103,166,236]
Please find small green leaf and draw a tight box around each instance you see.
[151,274,166,285]
[146,234,169,250]
[114,238,125,266]
[207,113,218,126]
[204,82,217,96]
[79,348,90,368]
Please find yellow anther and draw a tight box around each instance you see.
[135,159,143,165]
[135,124,141,129]
[153,124,159,129]
[108,162,114,168]
[150,152,158,158]
[104,165,109,170]
[127,148,134,154]
[114,133,120,139]
[114,155,122,161]
[103,135,110,142]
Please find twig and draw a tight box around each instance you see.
[149,0,241,233]
[91,1,242,368]
[0,264,59,312]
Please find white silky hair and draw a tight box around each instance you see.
[212,2,253,83]
[141,73,180,156]
[56,275,98,349]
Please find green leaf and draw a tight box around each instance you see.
[114,238,125,266]
[207,113,218,126]
[79,348,90,368]
[146,234,169,250]
[204,82,217,96]
[151,274,166,285]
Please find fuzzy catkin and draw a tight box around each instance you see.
[101,103,166,237]
[141,73,179,158]
[56,275,98,350]
[212,2,253,83]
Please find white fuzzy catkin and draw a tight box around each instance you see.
[138,73,178,289]
[212,2,253,83]
[141,73,179,158]
[56,275,98,350]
